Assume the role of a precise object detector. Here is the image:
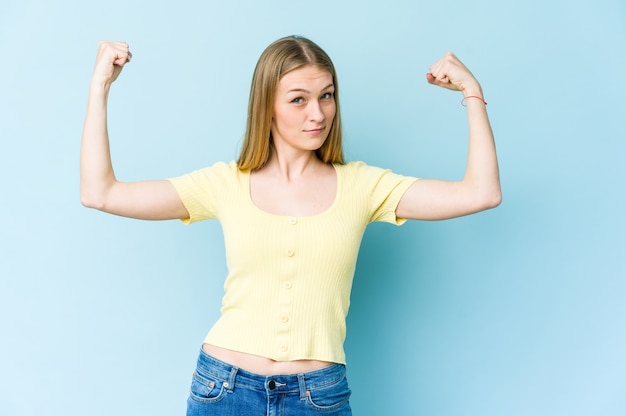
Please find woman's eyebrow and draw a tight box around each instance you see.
[286,83,334,94]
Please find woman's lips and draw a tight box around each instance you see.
[304,127,325,135]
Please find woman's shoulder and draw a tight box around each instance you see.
[336,160,392,176]
[201,160,239,172]
[175,160,245,187]
[193,160,241,176]
[336,160,417,190]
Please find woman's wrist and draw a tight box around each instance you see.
[459,76,481,93]
[460,82,486,106]
[461,84,483,99]
[461,95,487,106]
[89,79,112,97]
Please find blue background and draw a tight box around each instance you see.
[1,0,625,415]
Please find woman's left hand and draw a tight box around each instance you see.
[426,52,481,95]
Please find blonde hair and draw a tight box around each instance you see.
[237,36,344,171]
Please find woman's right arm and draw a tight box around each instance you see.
[80,41,189,220]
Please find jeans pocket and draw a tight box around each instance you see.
[305,375,352,412]
[188,370,227,404]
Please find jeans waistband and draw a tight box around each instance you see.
[195,347,346,396]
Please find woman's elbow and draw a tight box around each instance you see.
[80,194,101,210]
[80,187,107,211]
[481,188,502,210]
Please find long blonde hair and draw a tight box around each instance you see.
[237,36,344,171]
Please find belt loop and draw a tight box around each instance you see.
[297,373,307,400]
[225,366,238,393]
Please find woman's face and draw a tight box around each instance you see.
[271,65,336,155]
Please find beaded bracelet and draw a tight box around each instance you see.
[461,96,488,106]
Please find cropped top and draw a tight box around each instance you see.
[168,160,417,364]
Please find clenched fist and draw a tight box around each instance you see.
[426,52,482,97]
[91,41,133,87]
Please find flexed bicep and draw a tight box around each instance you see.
[84,179,189,221]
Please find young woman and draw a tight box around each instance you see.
[81,36,500,416]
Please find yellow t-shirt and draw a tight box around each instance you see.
[168,161,417,364]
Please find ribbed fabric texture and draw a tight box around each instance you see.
[168,161,418,364]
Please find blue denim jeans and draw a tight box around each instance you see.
[186,348,352,416]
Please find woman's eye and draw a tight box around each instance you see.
[291,97,304,104]
[321,92,334,100]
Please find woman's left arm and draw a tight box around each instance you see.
[396,52,502,221]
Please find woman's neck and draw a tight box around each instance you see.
[261,149,325,182]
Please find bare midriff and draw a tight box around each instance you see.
[202,344,333,375]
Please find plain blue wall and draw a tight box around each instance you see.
[1,0,625,415]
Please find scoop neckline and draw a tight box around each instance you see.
[245,163,342,220]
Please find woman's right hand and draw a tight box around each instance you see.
[91,41,132,87]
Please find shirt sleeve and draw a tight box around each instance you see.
[351,162,419,225]
[167,161,236,224]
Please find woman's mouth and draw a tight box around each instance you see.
[304,127,325,135]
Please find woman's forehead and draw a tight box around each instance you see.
[278,66,333,91]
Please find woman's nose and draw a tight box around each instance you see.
[308,101,325,122]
